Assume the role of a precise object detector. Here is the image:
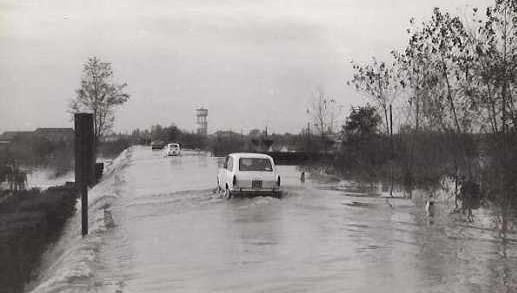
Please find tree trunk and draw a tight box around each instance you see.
[383,105,389,135]
[441,56,461,134]
[389,104,394,197]
[485,79,499,133]
[415,95,420,131]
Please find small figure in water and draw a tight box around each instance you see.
[300,171,306,183]
[425,193,435,217]
[459,180,480,222]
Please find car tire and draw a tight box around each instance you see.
[224,188,232,199]
[216,180,222,194]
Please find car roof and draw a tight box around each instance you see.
[228,153,273,160]
[168,143,180,146]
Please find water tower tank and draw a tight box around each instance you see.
[196,108,208,136]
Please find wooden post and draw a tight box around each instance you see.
[75,113,94,236]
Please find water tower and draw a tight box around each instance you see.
[196,107,208,136]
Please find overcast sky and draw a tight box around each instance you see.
[0,0,487,134]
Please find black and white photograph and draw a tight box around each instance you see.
[1,0,516,292]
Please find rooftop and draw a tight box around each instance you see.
[228,152,273,159]
[34,128,74,134]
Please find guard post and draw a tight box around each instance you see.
[74,113,95,236]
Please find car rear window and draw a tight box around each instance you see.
[239,158,273,172]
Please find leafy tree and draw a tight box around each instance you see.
[402,8,477,134]
[348,58,399,135]
[392,17,437,132]
[474,1,517,133]
[343,104,381,137]
[248,129,263,137]
[165,125,181,142]
[0,153,8,188]
[394,8,483,198]
[150,124,180,143]
[151,124,164,141]
[70,57,130,142]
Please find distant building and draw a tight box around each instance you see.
[0,128,74,150]
[34,128,74,143]
[0,131,33,142]
[196,108,208,136]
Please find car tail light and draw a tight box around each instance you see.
[277,176,281,187]
[233,175,237,187]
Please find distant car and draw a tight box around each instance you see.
[217,153,281,198]
[164,143,181,156]
[151,140,165,150]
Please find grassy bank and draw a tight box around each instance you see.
[0,186,77,293]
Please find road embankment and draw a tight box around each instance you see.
[0,185,78,293]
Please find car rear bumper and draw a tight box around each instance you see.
[230,188,282,198]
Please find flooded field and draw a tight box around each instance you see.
[28,146,517,293]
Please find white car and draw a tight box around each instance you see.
[164,143,181,156]
[217,153,282,198]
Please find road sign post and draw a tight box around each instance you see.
[74,113,94,236]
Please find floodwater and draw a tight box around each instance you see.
[27,169,74,190]
[28,146,517,293]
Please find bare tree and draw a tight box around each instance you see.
[4,161,27,193]
[306,89,340,153]
[307,89,338,137]
[70,57,130,142]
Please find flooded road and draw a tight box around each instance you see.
[29,146,517,293]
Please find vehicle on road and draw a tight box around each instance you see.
[151,140,165,150]
[217,153,281,198]
[164,143,181,156]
